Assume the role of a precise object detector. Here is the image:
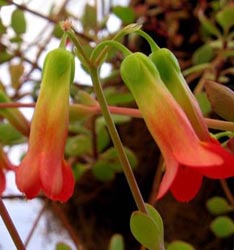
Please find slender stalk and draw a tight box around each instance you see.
[0,198,26,250]
[1,102,234,132]
[90,66,147,214]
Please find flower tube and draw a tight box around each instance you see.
[120,52,234,201]
[149,48,210,141]
[16,48,75,202]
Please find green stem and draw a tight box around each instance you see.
[136,29,160,52]
[0,198,26,250]
[90,66,147,214]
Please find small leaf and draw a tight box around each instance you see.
[97,126,110,152]
[112,6,135,25]
[9,64,24,89]
[11,9,26,35]
[73,163,88,180]
[92,161,115,181]
[195,92,211,116]
[167,240,194,250]
[0,123,26,145]
[56,242,72,250]
[65,134,91,156]
[205,80,234,121]
[77,90,98,106]
[198,11,221,38]
[82,4,97,31]
[109,234,125,250]
[0,50,12,64]
[105,87,134,105]
[130,204,164,250]
[210,216,234,238]
[192,44,214,65]
[206,196,232,215]
[53,23,64,39]
[216,5,234,33]
[0,0,8,6]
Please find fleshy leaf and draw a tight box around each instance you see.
[205,80,234,121]
[216,5,234,33]
[109,234,125,250]
[112,6,135,25]
[166,240,195,250]
[130,204,164,250]
[11,9,26,35]
[210,216,234,238]
[206,196,233,215]
[56,242,73,250]
[192,44,214,65]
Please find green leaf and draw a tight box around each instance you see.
[53,23,64,39]
[216,5,234,33]
[65,134,91,156]
[0,19,6,34]
[56,242,72,250]
[109,234,125,250]
[130,204,164,250]
[73,163,88,180]
[0,123,26,145]
[205,80,234,121]
[105,87,134,105]
[9,63,24,89]
[198,11,221,38]
[81,4,97,31]
[210,216,234,238]
[97,126,110,152]
[92,161,115,181]
[192,44,214,65]
[0,0,8,6]
[206,196,232,215]
[112,6,135,25]
[11,9,26,35]
[195,92,211,116]
[0,50,12,64]
[100,146,137,172]
[166,240,194,250]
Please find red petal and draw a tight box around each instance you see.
[194,141,234,178]
[170,166,203,202]
[42,160,74,202]
[16,156,41,199]
[157,153,179,200]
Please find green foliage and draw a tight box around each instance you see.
[92,146,137,181]
[130,204,164,250]
[0,123,25,145]
[112,6,135,25]
[195,92,211,116]
[216,5,234,33]
[206,196,233,215]
[9,63,24,89]
[55,242,73,250]
[109,234,125,250]
[81,4,97,31]
[11,9,26,35]
[166,240,195,250]
[65,134,92,157]
[210,216,234,238]
[192,44,214,65]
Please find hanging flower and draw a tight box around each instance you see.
[120,52,234,202]
[16,48,75,202]
[149,48,210,141]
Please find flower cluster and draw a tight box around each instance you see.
[120,51,234,202]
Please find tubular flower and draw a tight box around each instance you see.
[120,52,234,202]
[0,146,15,195]
[16,48,75,202]
[149,48,210,141]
